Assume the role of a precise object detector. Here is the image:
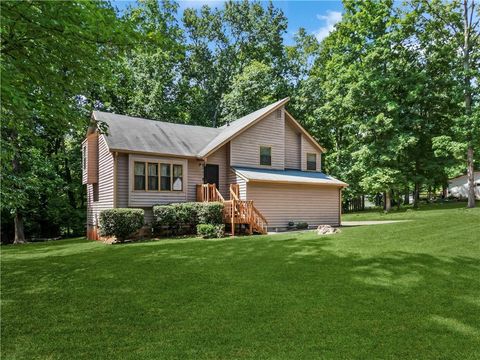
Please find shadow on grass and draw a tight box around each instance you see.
[1,233,479,359]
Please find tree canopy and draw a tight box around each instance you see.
[1,0,478,242]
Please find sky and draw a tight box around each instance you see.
[112,0,345,44]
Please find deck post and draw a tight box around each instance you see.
[231,200,235,236]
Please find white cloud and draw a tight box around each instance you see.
[314,11,342,41]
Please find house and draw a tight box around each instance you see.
[82,98,348,239]
[447,172,480,200]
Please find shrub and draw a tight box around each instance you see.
[99,208,144,242]
[287,221,295,229]
[152,205,177,234]
[295,222,309,230]
[198,202,224,225]
[196,224,225,239]
[171,203,201,230]
[153,203,203,235]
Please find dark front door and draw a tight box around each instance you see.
[204,164,219,187]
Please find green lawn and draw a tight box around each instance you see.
[2,203,479,359]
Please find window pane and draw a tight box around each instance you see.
[260,146,271,166]
[307,153,316,170]
[134,162,145,175]
[83,145,87,170]
[173,165,183,191]
[173,164,182,177]
[148,163,158,190]
[260,147,271,156]
[134,162,146,190]
[161,163,170,176]
[135,176,145,190]
[160,164,171,190]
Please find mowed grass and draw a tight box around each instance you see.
[1,203,479,359]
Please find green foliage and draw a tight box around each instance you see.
[220,61,280,123]
[1,0,134,241]
[2,204,479,358]
[2,0,478,241]
[197,202,224,225]
[170,203,201,229]
[99,208,144,242]
[153,202,220,235]
[152,205,177,234]
[196,223,225,238]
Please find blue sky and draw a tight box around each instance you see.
[112,0,345,45]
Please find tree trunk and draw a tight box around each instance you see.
[404,187,410,205]
[467,146,476,208]
[385,191,391,212]
[413,182,420,208]
[463,0,475,208]
[14,211,26,244]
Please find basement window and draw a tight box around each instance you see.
[260,146,272,166]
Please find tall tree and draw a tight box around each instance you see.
[107,0,187,122]
[1,1,133,242]
[420,0,479,208]
[182,0,288,126]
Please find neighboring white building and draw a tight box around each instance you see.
[447,171,480,200]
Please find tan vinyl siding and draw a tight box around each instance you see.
[144,208,154,224]
[87,135,114,226]
[285,120,301,169]
[230,108,285,169]
[237,176,247,200]
[87,133,99,183]
[206,144,229,199]
[128,154,188,207]
[188,158,204,202]
[247,182,340,228]
[116,153,129,207]
[301,135,322,171]
[82,134,99,184]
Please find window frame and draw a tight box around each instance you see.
[147,162,159,191]
[160,163,172,191]
[134,161,147,191]
[259,146,272,166]
[132,160,184,193]
[306,153,317,171]
[172,164,183,192]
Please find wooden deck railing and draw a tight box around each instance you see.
[196,183,224,202]
[197,183,267,235]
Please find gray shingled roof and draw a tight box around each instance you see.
[93,98,289,158]
[197,98,289,157]
[233,166,348,187]
[93,111,222,157]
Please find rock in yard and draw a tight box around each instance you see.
[316,225,340,235]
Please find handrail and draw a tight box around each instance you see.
[230,184,240,200]
[252,204,268,224]
[197,183,268,235]
[196,183,224,202]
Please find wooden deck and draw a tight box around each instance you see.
[196,183,268,235]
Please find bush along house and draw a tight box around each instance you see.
[82,98,348,239]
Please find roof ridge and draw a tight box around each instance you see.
[92,110,222,131]
[197,98,290,158]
